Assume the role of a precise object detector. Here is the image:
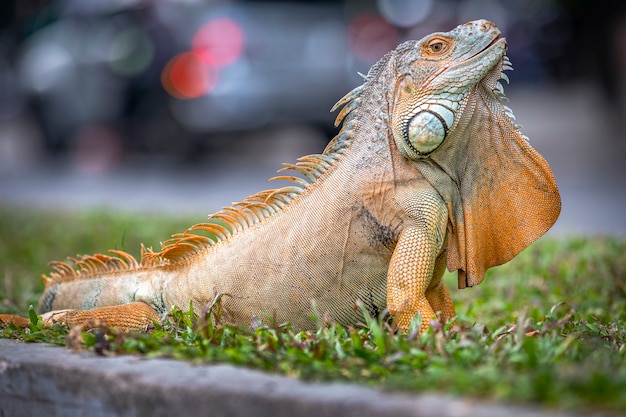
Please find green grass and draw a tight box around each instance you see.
[1,207,625,413]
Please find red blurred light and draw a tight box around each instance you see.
[161,51,218,99]
[349,15,398,62]
[192,18,244,68]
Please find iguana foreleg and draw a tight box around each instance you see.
[425,251,455,324]
[387,189,453,332]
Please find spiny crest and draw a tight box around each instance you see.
[493,55,528,141]
[44,79,367,284]
[43,246,160,285]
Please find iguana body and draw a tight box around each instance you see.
[1,20,560,332]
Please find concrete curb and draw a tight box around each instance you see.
[0,338,577,417]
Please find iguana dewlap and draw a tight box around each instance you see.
[0,20,560,333]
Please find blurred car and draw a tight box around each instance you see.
[14,1,372,156]
[168,2,362,131]
[10,0,587,159]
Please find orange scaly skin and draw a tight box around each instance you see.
[0,20,560,333]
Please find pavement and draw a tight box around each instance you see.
[0,84,624,417]
[0,338,581,417]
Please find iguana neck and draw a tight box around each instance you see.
[326,63,397,174]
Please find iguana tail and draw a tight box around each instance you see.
[1,247,165,331]
[37,248,157,312]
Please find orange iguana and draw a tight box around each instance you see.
[1,20,560,333]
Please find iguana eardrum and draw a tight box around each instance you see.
[1,20,560,333]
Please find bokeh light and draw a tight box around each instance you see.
[162,18,244,99]
[20,41,74,94]
[377,0,432,28]
[192,18,245,68]
[161,51,218,99]
[108,28,154,77]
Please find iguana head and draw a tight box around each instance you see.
[382,20,561,288]
[390,19,506,159]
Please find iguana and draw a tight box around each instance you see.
[0,20,560,333]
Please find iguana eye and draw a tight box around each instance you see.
[423,37,451,57]
[429,41,444,53]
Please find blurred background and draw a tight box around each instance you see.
[0,0,625,235]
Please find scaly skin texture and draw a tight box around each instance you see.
[0,20,560,333]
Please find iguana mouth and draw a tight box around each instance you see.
[458,35,508,90]
[486,34,503,49]
[473,35,507,61]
